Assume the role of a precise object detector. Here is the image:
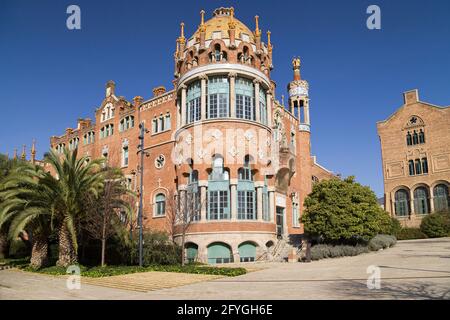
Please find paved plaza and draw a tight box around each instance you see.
[1,238,449,300]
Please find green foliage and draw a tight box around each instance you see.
[309,244,369,261]
[301,176,393,243]
[22,264,246,277]
[396,228,428,240]
[420,212,450,238]
[368,234,397,251]
[132,231,182,266]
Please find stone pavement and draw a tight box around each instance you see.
[1,237,450,299]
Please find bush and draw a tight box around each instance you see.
[302,176,394,243]
[368,234,397,251]
[309,244,369,261]
[420,212,450,238]
[23,264,247,277]
[133,231,182,266]
[396,228,428,240]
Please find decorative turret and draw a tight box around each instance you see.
[21,145,26,161]
[31,140,36,164]
[254,15,262,53]
[199,10,206,50]
[13,148,18,160]
[288,57,310,130]
[228,7,236,48]
[106,80,115,97]
[267,31,273,66]
[178,22,186,53]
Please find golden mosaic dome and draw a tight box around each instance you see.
[191,7,255,43]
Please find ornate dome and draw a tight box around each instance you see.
[190,7,255,43]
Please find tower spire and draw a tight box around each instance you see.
[21,144,26,161]
[292,57,301,81]
[254,15,261,37]
[31,139,36,163]
[13,148,17,160]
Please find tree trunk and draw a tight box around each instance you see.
[56,222,77,267]
[30,233,49,269]
[181,232,186,266]
[0,232,10,259]
[101,212,107,267]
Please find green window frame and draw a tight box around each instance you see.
[259,87,267,125]
[155,193,166,216]
[187,81,201,123]
[395,189,410,216]
[207,76,229,119]
[433,184,449,212]
[414,187,429,215]
[236,77,255,120]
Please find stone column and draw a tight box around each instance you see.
[429,196,435,213]
[256,186,263,221]
[266,92,272,127]
[200,74,207,120]
[269,190,275,222]
[200,185,207,220]
[176,98,181,129]
[181,84,187,126]
[254,80,260,122]
[229,72,236,118]
[409,189,415,216]
[304,102,310,125]
[230,180,237,221]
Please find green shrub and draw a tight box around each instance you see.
[302,176,394,243]
[389,218,402,236]
[420,213,450,238]
[23,264,246,277]
[396,228,428,240]
[309,244,369,261]
[368,234,397,251]
[132,231,181,266]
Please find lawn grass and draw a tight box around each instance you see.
[20,263,247,277]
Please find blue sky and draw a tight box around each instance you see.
[1,0,449,196]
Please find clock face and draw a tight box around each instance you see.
[155,154,165,169]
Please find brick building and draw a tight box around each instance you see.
[377,89,450,227]
[48,7,333,263]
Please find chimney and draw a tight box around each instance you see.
[106,80,116,97]
[403,89,419,105]
[152,86,167,97]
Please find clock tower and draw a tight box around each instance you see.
[288,57,310,132]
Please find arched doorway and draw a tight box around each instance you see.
[238,242,257,262]
[185,243,198,264]
[207,242,232,264]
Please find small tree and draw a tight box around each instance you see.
[301,176,393,244]
[166,188,206,266]
[83,168,134,266]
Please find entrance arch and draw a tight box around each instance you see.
[207,242,232,264]
[238,242,257,262]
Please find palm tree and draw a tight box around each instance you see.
[1,148,105,268]
[0,162,52,268]
[0,154,20,259]
[42,148,105,267]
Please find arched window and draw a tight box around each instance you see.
[208,155,230,220]
[259,86,267,125]
[395,189,410,216]
[238,242,257,262]
[421,158,429,174]
[237,156,255,220]
[83,131,95,145]
[408,160,415,176]
[406,132,412,146]
[236,77,255,120]
[187,168,200,221]
[214,44,221,62]
[433,184,449,212]
[207,76,229,119]
[69,138,79,151]
[414,187,430,215]
[419,129,425,144]
[155,193,166,216]
[186,81,201,123]
[415,159,422,175]
[412,130,419,145]
[207,242,232,264]
[119,116,135,132]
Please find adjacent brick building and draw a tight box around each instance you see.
[377,89,450,227]
[48,7,333,263]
